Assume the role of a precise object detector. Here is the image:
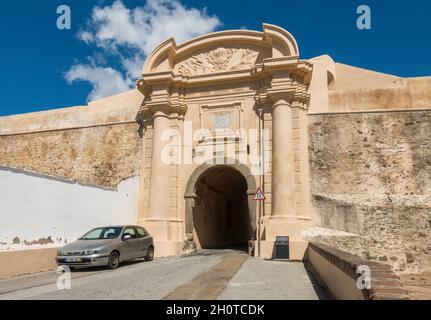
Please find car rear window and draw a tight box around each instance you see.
[136,227,147,237]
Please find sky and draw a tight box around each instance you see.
[0,0,430,116]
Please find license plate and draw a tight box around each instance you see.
[66,257,81,262]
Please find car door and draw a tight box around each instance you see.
[135,227,151,257]
[120,227,140,260]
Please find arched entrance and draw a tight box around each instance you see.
[185,161,257,250]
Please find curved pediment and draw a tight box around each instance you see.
[142,24,300,76]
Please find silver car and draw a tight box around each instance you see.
[56,225,154,270]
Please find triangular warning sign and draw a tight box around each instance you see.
[253,187,266,201]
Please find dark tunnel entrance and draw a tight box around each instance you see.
[193,166,252,250]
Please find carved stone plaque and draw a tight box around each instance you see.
[212,113,231,130]
[176,46,263,76]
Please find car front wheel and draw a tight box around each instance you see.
[107,251,120,269]
[145,246,154,261]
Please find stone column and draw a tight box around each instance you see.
[260,97,311,260]
[148,107,171,219]
[271,98,296,217]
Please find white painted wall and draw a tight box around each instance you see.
[0,166,139,251]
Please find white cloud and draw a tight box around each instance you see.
[122,54,146,80]
[65,65,132,102]
[67,0,221,102]
[77,31,94,44]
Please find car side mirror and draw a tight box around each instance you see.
[123,234,132,241]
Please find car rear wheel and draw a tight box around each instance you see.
[145,246,154,261]
[107,251,120,269]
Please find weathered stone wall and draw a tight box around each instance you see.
[308,110,431,273]
[0,123,142,188]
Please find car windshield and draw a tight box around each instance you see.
[80,227,123,240]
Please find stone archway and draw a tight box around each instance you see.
[185,160,257,249]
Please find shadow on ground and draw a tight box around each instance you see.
[183,246,250,258]
[303,261,333,300]
[70,258,149,273]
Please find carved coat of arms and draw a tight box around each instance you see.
[177,47,259,76]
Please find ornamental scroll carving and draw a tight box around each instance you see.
[176,47,261,76]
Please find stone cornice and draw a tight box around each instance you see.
[139,68,263,89]
[139,60,311,107]
[138,60,312,88]
[139,89,187,118]
[254,65,311,110]
[255,90,310,110]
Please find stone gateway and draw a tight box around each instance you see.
[0,24,430,278]
[136,24,313,259]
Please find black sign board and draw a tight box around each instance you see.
[275,236,290,259]
[276,236,289,244]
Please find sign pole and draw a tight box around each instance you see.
[253,187,266,258]
[258,200,261,257]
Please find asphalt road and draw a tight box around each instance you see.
[0,249,327,300]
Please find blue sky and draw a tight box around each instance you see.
[0,0,430,116]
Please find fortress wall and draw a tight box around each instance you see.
[0,90,143,135]
[0,122,142,188]
[0,90,144,188]
[328,64,431,112]
[308,110,431,273]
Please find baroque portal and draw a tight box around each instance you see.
[137,24,313,259]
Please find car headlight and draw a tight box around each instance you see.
[57,250,66,256]
[82,250,99,255]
